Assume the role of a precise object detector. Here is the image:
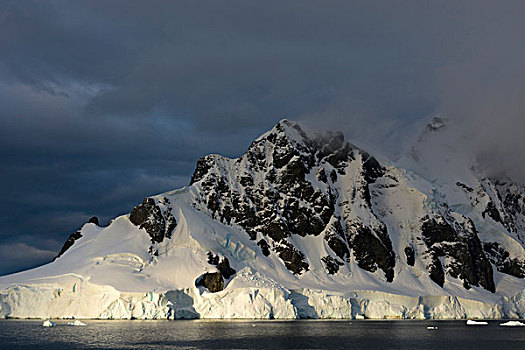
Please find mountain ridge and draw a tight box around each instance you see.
[1,119,524,319]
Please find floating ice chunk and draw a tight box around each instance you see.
[42,320,55,327]
[67,320,87,326]
[427,326,438,330]
[500,321,525,327]
[466,320,488,325]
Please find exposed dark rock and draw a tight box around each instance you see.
[405,245,415,266]
[421,218,456,246]
[239,174,254,187]
[273,148,297,169]
[325,143,352,172]
[324,221,349,262]
[428,256,445,287]
[207,252,236,279]
[488,179,525,235]
[53,216,100,261]
[187,120,394,279]
[321,256,343,275]
[129,198,177,244]
[421,217,495,292]
[165,214,177,240]
[456,182,474,192]
[274,242,309,275]
[88,216,99,225]
[257,239,270,256]
[482,201,502,224]
[317,168,327,183]
[483,242,525,278]
[360,151,385,183]
[53,230,82,261]
[263,221,289,242]
[330,169,337,183]
[350,225,395,282]
[195,272,224,292]
[314,131,345,160]
[190,157,212,185]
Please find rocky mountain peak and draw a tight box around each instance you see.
[180,119,525,292]
[54,119,525,296]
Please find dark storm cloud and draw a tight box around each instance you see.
[1,0,524,275]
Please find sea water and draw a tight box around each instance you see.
[0,319,524,349]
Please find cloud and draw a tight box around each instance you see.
[0,243,56,275]
[1,1,524,273]
[433,1,525,182]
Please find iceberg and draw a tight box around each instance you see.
[42,320,55,327]
[500,321,525,327]
[67,320,87,326]
[466,320,488,325]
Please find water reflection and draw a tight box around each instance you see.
[0,319,524,350]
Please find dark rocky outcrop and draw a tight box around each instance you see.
[129,198,177,244]
[349,225,395,282]
[456,182,474,193]
[325,221,350,262]
[195,272,224,292]
[405,245,415,266]
[483,242,525,278]
[88,216,99,225]
[428,256,445,287]
[421,217,495,292]
[275,242,309,275]
[486,179,525,236]
[190,157,213,185]
[53,216,100,261]
[257,239,270,256]
[482,201,503,224]
[207,252,236,279]
[321,256,343,275]
[193,253,237,293]
[53,230,83,261]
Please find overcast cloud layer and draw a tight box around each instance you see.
[1,0,524,275]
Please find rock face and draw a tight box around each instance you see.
[53,216,99,261]
[483,241,525,278]
[43,119,525,299]
[421,217,495,292]
[207,252,236,279]
[190,120,397,281]
[453,178,525,279]
[195,272,224,292]
[129,197,177,246]
[185,119,525,292]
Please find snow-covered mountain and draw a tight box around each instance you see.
[1,119,524,319]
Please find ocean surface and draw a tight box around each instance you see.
[0,319,524,349]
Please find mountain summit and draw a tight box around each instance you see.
[1,119,524,319]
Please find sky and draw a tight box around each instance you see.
[1,0,525,275]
